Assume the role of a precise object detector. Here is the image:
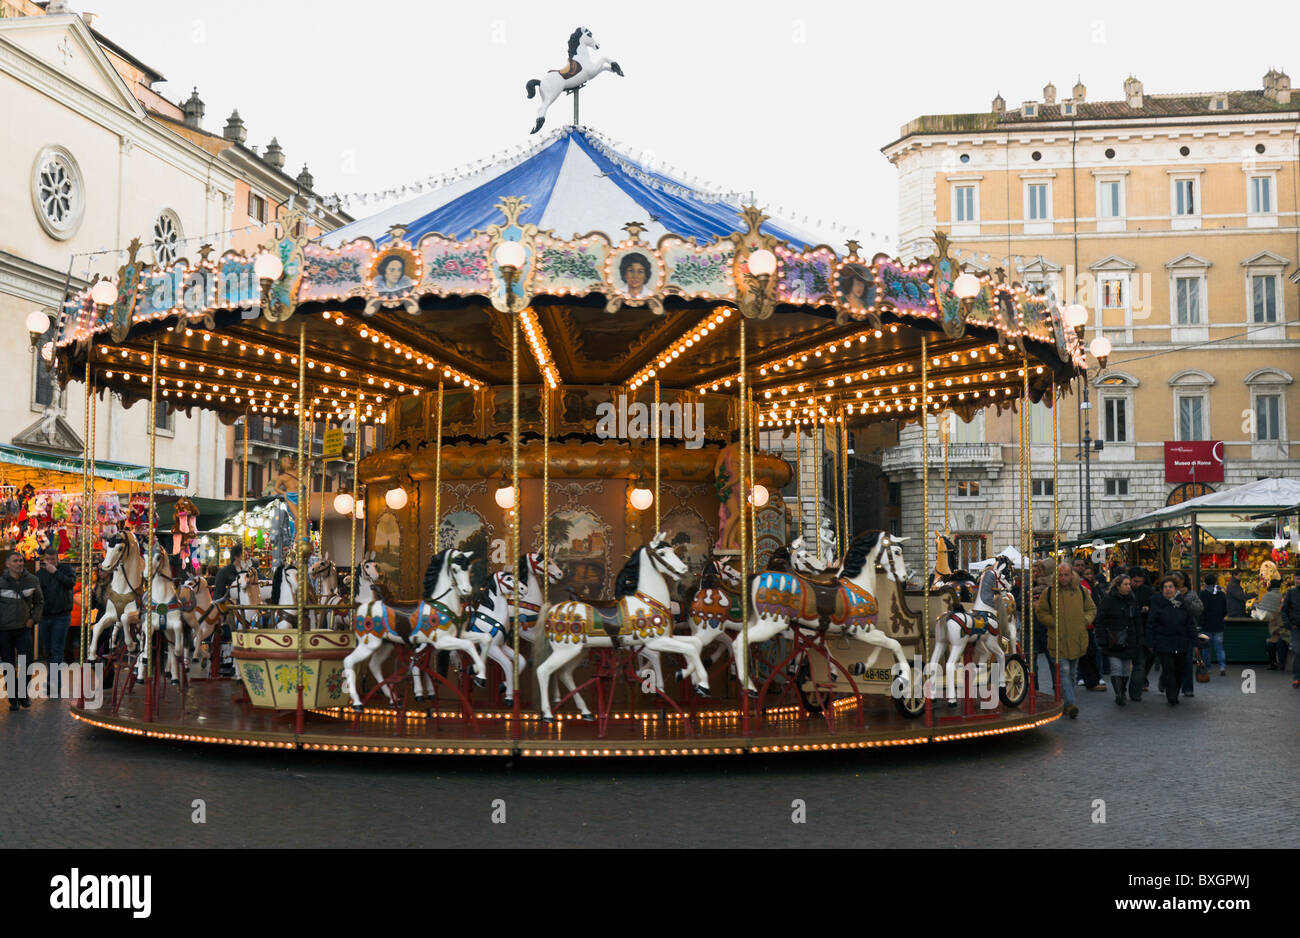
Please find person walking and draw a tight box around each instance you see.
[1129,567,1154,696]
[1281,579,1300,689]
[0,551,44,710]
[35,545,76,698]
[1030,559,1055,693]
[1199,573,1228,677]
[1173,572,1204,696]
[1072,557,1106,692]
[1095,574,1143,705]
[1149,575,1196,705]
[1035,562,1096,719]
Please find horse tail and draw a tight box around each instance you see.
[526,78,540,99]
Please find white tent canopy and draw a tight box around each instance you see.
[1090,477,1300,539]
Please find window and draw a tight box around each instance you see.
[1255,394,1281,441]
[1101,277,1125,309]
[1250,176,1273,214]
[155,403,175,434]
[248,192,267,223]
[32,145,85,240]
[1099,181,1121,218]
[957,535,985,567]
[888,518,901,537]
[956,481,981,498]
[225,458,235,496]
[887,482,901,507]
[1032,479,1054,497]
[1104,478,1129,497]
[1029,401,1053,444]
[954,186,975,222]
[1027,183,1049,220]
[948,412,984,444]
[1103,397,1128,443]
[1174,276,1202,324]
[152,210,183,265]
[1251,275,1278,323]
[1174,178,1195,215]
[1177,395,1206,441]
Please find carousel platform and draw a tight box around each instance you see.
[68,678,1062,758]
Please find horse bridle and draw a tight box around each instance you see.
[876,536,907,584]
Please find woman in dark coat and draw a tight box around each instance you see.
[1095,574,1143,705]
[1148,576,1197,705]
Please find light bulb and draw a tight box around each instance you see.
[1090,335,1112,360]
[629,487,654,511]
[751,484,770,508]
[493,240,526,271]
[90,279,117,307]
[1063,303,1088,328]
[384,486,408,510]
[953,272,980,299]
[26,310,51,335]
[494,484,517,510]
[253,252,284,282]
[747,248,777,277]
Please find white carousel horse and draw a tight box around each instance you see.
[408,549,485,702]
[536,532,707,722]
[737,530,913,697]
[928,553,1018,704]
[466,551,566,705]
[134,544,186,685]
[525,27,624,134]
[88,531,145,662]
[267,561,310,630]
[341,552,484,711]
[308,555,349,630]
[225,567,264,680]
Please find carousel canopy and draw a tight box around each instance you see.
[323,127,836,251]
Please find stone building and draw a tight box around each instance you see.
[881,71,1300,570]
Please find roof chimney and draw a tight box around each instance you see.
[263,137,285,170]
[1043,82,1057,105]
[46,1,73,13]
[222,109,247,144]
[991,92,1005,115]
[182,87,205,129]
[80,11,98,30]
[1072,77,1086,102]
[1123,75,1144,109]
[296,164,314,191]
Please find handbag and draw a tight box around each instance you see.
[1194,648,1210,683]
[1107,627,1128,650]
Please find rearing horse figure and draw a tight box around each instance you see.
[466,551,566,705]
[525,27,624,134]
[88,531,145,662]
[738,530,913,697]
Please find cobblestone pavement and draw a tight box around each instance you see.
[2,663,1295,849]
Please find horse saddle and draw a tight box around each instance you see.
[800,575,847,629]
[549,59,582,80]
[586,599,623,642]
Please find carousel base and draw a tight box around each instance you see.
[68,678,1063,758]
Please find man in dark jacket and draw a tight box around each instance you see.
[0,550,44,710]
[1150,576,1196,705]
[1282,581,1300,689]
[1199,573,1228,676]
[1073,557,1106,691]
[36,545,76,697]
[211,544,246,677]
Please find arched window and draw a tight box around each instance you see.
[152,210,184,265]
[31,145,85,240]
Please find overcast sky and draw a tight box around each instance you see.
[86,0,1300,252]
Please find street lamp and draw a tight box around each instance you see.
[742,248,777,318]
[494,240,526,311]
[253,251,283,313]
[332,492,355,515]
[25,309,51,348]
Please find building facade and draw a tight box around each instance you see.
[881,72,1300,567]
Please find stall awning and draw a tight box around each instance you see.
[1084,477,1300,541]
[152,494,275,530]
[0,444,189,488]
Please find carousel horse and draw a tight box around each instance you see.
[536,532,707,722]
[267,561,316,630]
[466,551,566,705]
[737,530,913,697]
[177,573,220,670]
[340,552,484,711]
[928,553,1018,705]
[525,27,624,134]
[636,554,744,692]
[135,544,187,685]
[408,549,484,703]
[308,555,349,630]
[88,531,145,662]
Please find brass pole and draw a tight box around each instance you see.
[349,375,361,611]
[295,321,307,734]
[1024,356,1034,696]
[813,421,822,564]
[751,391,758,564]
[510,309,521,734]
[738,316,749,727]
[79,357,90,666]
[542,382,550,583]
[942,409,950,536]
[831,412,841,561]
[145,338,158,721]
[921,335,930,723]
[318,416,326,555]
[653,379,661,535]
[433,379,443,551]
[241,404,249,554]
[841,408,850,544]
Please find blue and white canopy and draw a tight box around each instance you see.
[323,127,841,250]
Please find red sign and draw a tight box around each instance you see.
[1164,441,1224,483]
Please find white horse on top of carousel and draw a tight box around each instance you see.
[525,27,624,134]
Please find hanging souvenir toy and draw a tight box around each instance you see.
[172,496,199,555]
[69,499,82,526]
[52,498,67,522]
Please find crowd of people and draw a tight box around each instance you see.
[1026,555,1298,717]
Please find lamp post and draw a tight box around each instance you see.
[253,252,284,313]
[1063,302,1110,537]
[25,309,52,349]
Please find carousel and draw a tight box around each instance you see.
[56,32,1082,756]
